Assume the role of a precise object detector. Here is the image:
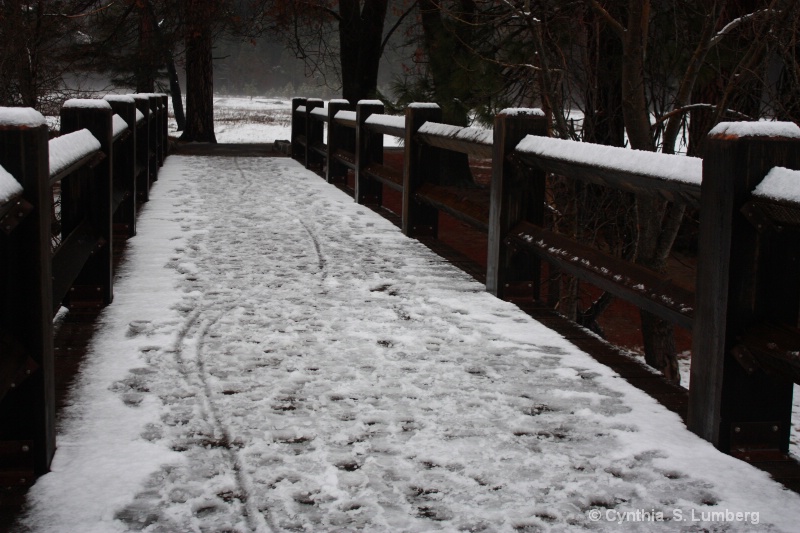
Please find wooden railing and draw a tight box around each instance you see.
[292,98,800,460]
[0,93,168,484]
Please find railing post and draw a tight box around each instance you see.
[104,95,138,238]
[146,94,161,181]
[326,99,353,183]
[0,109,55,476]
[689,122,800,454]
[60,99,114,307]
[403,103,441,237]
[304,98,324,170]
[159,93,169,164]
[486,109,548,299]
[290,97,307,162]
[355,100,384,205]
[131,94,153,202]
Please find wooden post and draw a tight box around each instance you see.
[305,98,324,170]
[159,93,169,163]
[402,103,441,237]
[0,108,55,476]
[131,94,153,202]
[146,95,160,182]
[689,122,800,454]
[326,99,353,183]
[486,108,548,299]
[355,100,384,205]
[291,97,307,162]
[104,95,138,238]
[61,99,114,308]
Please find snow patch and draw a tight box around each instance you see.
[0,163,22,204]
[365,114,405,132]
[516,135,703,185]
[112,115,128,138]
[63,99,112,110]
[0,106,46,128]
[500,108,545,117]
[418,122,493,146]
[49,129,101,178]
[753,167,800,203]
[709,121,800,139]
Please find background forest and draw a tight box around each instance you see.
[2,0,799,383]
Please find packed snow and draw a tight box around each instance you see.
[516,136,703,186]
[112,115,129,138]
[16,150,800,532]
[62,98,112,111]
[418,122,493,147]
[754,167,800,204]
[0,163,22,205]
[48,129,101,178]
[0,106,46,128]
[709,121,800,139]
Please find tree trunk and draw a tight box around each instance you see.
[417,0,474,186]
[339,0,388,104]
[181,0,216,143]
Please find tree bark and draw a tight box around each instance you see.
[181,0,216,142]
[339,0,389,104]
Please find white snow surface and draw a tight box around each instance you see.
[500,108,545,117]
[709,121,800,139]
[418,122,493,147]
[62,98,112,110]
[48,129,101,178]
[112,114,129,138]
[18,155,800,532]
[365,114,406,133]
[334,110,357,123]
[0,163,22,204]
[104,95,137,105]
[0,106,46,128]
[516,136,703,185]
[754,167,800,203]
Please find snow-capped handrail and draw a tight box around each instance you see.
[747,166,800,228]
[48,129,102,185]
[112,114,129,142]
[333,110,357,128]
[416,121,493,159]
[364,114,405,139]
[515,135,703,207]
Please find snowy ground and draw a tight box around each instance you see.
[15,153,800,532]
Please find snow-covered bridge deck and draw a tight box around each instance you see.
[16,155,800,531]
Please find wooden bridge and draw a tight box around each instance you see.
[2,94,800,524]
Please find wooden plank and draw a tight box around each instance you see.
[332,148,356,170]
[51,220,104,311]
[363,162,403,191]
[415,184,490,232]
[309,141,327,158]
[417,123,492,159]
[364,119,405,139]
[0,194,33,235]
[515,150,702,208]
[48,150,104,187]
[326,100,354,183]
[733,322,800,384]
[0,334,39,404]
[507,221,695,330]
